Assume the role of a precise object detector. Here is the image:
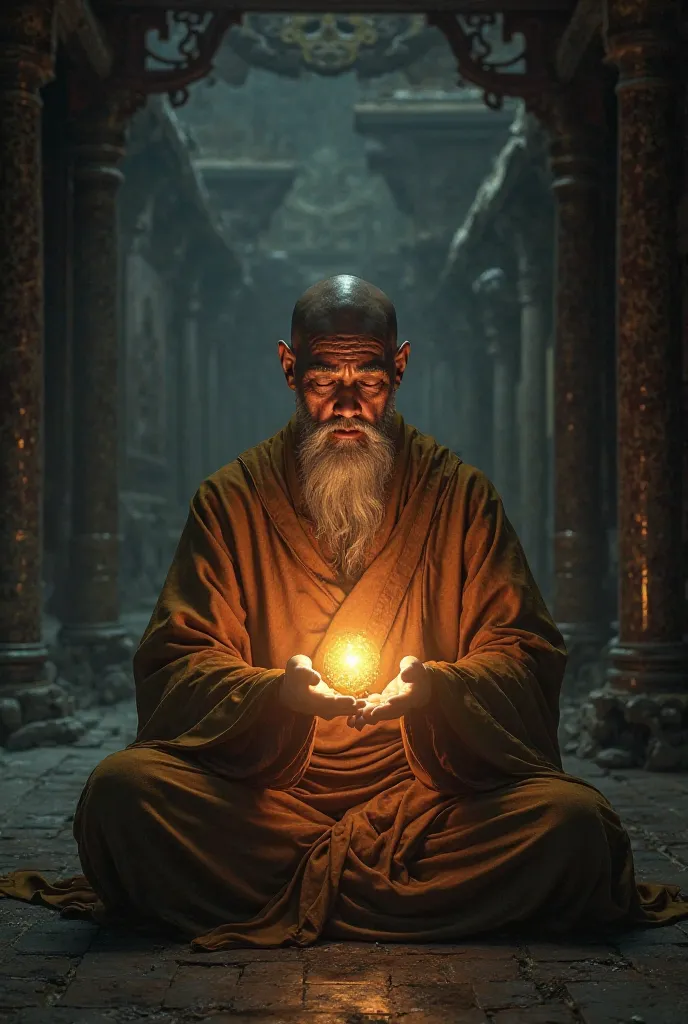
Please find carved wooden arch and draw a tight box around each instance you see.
[93,6,567,113]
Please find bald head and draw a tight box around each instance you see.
[291,275,397,351]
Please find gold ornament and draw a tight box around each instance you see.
[323,632,380,698]
[280,15,378,73]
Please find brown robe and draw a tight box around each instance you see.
[2,415,686,947]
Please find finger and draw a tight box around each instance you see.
[355,700,383,718]
[366,702,401,723]
[319,695,358,719]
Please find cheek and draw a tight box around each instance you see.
[300,389,330,419]
[364,391,391,416]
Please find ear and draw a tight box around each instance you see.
[393,341,410,387]
[278,340,297,391]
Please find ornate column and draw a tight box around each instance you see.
[56,90,135,697]
[473,268,521,529]
[514,219,553,595]
[597,0,688,769]
[455,310,494,479]
[0,4,81,747]
[42,71,73,621]
[543,87,610,693]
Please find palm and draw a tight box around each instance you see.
[347,657,430,729]
[311,679,344,702]
[375,676,412,705]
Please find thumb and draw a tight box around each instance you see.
[399,656,422,681]
[288,654,313,671]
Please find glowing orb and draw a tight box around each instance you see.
[323,632,380,698]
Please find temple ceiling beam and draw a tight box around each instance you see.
[58,0,113,78]
[555,0,603,82]
[103,1,574,11]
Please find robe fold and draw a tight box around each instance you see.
[2,415,687,947]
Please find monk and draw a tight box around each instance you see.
[2,274,687,949]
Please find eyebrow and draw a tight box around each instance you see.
[304,361,389,374]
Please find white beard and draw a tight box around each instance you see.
[295,395,396,579]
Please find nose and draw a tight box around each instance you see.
[332,383,362,417]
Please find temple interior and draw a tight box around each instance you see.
[0,0,687,1021]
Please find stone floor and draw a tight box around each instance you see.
[1,701,688,1024]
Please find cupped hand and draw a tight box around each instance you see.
[280,654,364,721]
[347,656,431,730]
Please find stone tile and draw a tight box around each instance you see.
[87,929,185,959]
[526,942,620,962]
[391,981,475,1013]
[231,982,303,1011]
[389,955,454,985]
[307,964,390,984]
[612,925,688,953]
[305,981,390,1014]
[0,781,37,812]
[492,1007,577,1024]
[198,1015,393,1024]
[444,955,523,983]
[59,972,172,1008]
[239,961,304,984]
[0,977,48,1010]
[163,963,241,1008]
[4,1011,119,1024]
[532,961,636,987]
[1,812,72,832]
[387,1015,489,1024]
[473,980,542,1011]
[1,750,71,778]
[13,920,98,956]
[568,979,688,1024]
[75,949,177,978]
[624,952,688,981]
[0,954,75,981]
[0,904,53,929]
[177,946,304,965]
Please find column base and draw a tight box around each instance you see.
[560,641,688,770]
[558,621,612,697]
[0,642,85,751]
[53,622,136,708]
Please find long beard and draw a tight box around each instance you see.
[295,396,397,579]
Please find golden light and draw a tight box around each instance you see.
[323,632,380,698]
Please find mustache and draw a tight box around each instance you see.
[311,416,385,439]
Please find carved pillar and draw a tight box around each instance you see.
[42,71,73,621]
[0,4,81,747]
[515,224,552,596]
[57,91,135,690]
[473,268,521,528]
[596,0,688,769]
[545,88,610,691]
[454,302,494,479]
[178,278,204,503]
[681,12,688,656]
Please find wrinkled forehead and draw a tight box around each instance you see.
[299,334,391,370]
[292,298,395,351]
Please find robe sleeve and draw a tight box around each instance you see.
[403,471,567,792]
[131,480,315,788]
